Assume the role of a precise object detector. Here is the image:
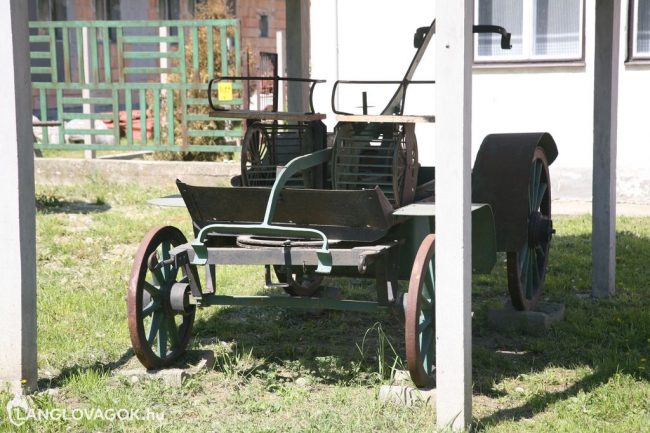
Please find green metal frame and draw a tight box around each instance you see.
[30,19,242,152]
[192,295,387,313]
[191,148,334,273]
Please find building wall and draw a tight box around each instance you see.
[238,0,285,75]
[30,0,285,64]
[310,0,650,203]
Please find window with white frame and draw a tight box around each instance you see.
[475,0,584,63]
[630,0,650,59]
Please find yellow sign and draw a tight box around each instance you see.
[217,82,233,101]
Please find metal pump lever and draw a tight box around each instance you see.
[473,25,512,49]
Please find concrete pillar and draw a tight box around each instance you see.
[592,0,620,297]
[285,0,310,112]
[0,0,38,394]
[82,27,96,159]
[434,1,473,430]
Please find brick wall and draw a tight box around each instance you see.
[237,0,286,75]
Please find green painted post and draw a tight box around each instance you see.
[116,27,124,83]
[178,25,187,82]
[206,25,214,78]
[167,90,175,146]
[56,88,63,144]
[112,89,120,145]
[180,87,188,146]
[102,27,111,82]
[75,27,83,83]
[49,27,58,82]
[126,90,133,144]
[90,27,99,83]
[39,90,48,146]
[139,88,146,146]
[62,27,70,82]
[191,27,199,82]
[153,87,160,144]
[234,25,240,75]
[220,28,227,75]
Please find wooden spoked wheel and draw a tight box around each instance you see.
[405,234,436,388]
[273,265,324,297]
[241,121,274,186]
[127,226,197,369]
[507,147,553,311]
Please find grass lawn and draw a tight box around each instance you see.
[1,176,648,432]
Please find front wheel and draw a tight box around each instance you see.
[127,226,197,369]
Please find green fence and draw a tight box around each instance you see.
[30,19,243,153]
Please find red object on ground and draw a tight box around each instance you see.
[102,110,154,142]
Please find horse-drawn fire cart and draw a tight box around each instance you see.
[127,19,557,388]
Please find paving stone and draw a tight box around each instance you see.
[391,369,413,384]
[116,350,215,387]
[487,302,565,335]
[378,384,436,407]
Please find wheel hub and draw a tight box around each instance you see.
[528,211,554,247]
[170,282,192,314]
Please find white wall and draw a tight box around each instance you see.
[310,1,650,202]
[310,0,436,161]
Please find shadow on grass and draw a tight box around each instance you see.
[192,279,406,385]
[37,348,134,389]
[470,230,650,429]
[187,230,648,427]
[36,197,111,214]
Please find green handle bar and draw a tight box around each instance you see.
[191,148,334,274]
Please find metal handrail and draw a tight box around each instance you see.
[208,76,325,113]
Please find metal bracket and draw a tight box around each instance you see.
[373,243,400,307]
[264,265,289,289]
[205,264,216,295]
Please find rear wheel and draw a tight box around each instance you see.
[405,234,436,388]
[241,122,275,186]
[507,147,553,311]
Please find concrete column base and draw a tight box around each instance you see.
[487,302,565,335]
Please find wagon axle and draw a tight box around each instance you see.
[528,211,554,247]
